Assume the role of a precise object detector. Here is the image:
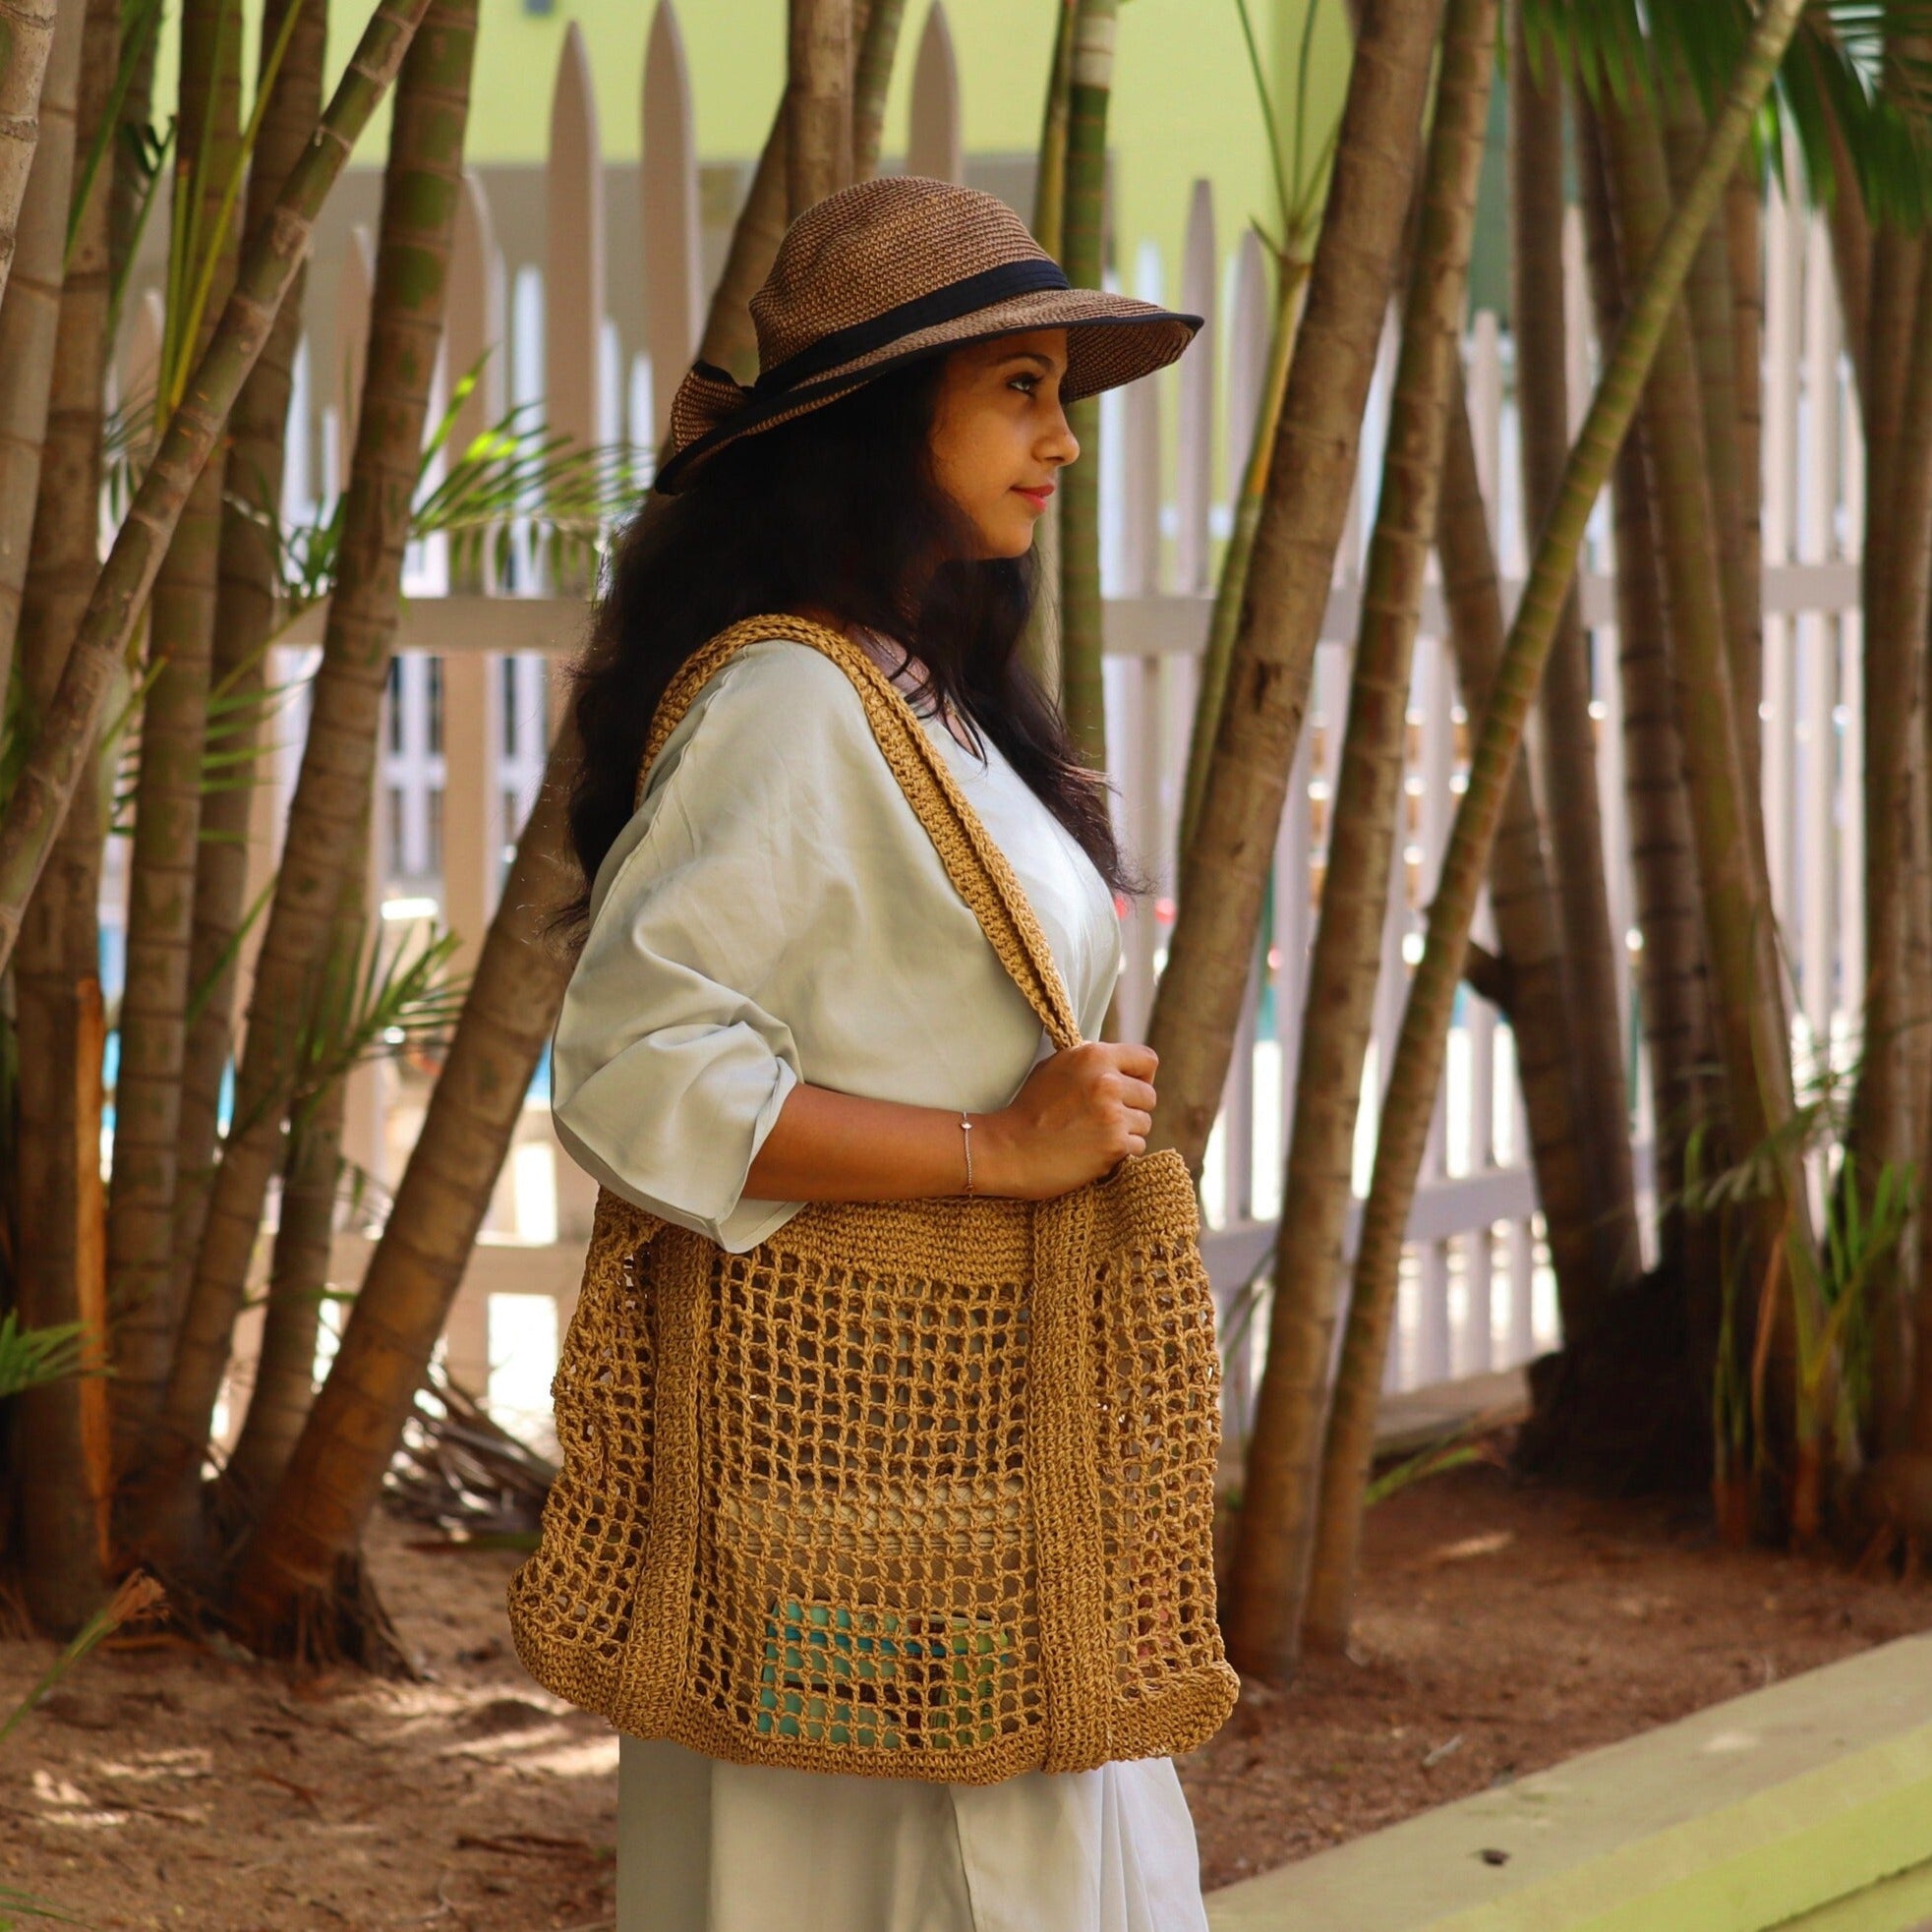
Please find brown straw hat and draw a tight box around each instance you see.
[654,174,1201,494]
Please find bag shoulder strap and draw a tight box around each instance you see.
[636,614,1084,1051]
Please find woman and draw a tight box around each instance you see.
[552,176,1209,1932]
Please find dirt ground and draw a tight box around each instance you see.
[6,1461,1931,1929]
[1180,1465,1932,1890]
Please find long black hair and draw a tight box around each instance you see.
[562,354,1129,926]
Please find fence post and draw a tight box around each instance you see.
[642,0,702,451]
[1839,335,1865,1046]
[1799,211,1839,1069]
[1762,179,1799,925]
[437,162,512,1374]
[328,224,376,495]
[448,169,507,468]
[1175,179,1216,595]
[547,22,606,472]
[907,3,962,184]
[441,165,506,999]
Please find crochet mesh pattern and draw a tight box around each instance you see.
[508,617,1237,1782]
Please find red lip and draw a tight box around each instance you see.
[1014,484,1056,507]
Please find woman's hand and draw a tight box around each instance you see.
[975,1042,1158,1200]
[741,1044,1156,1205]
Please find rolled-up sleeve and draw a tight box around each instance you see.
[552,652,833,1252]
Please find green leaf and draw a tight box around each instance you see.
[250,378,646,616]
[0,1573,167,1753]
[1531,0,1932,227]
[0,1312,100,1401]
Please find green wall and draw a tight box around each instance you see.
[462,0,1351,304]
[161,0,1355,315]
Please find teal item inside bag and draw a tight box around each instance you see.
[755,1600,1007,1752]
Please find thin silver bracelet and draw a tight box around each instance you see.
[960,1112,975,1196]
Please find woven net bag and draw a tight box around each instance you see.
[509,615,1237,1783]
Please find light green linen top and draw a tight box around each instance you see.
[551,636,1122,1252]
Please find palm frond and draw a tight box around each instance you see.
[1786,9,1932,226]
[245,383,644,621]
[0,1573,166,1753]
[218,916,469,1148]
[1533,0,1932,227]
[193,636,308,809]
[0,645,154,841]
[1233,0,1295,243]
[100,656,171,838]
[0,1882,88,1927]
[411,401,644,590]
[290,916,471,1122]
[0,1312,97,1401]
[165,0,308,417]
[101,381,162,522]
[1520,0,1651,107]
[183,870,276,1029]
[1232,0,1340,264]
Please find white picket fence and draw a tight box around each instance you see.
[110,4,1869,1449]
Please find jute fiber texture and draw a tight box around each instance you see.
[509,616,1237,1783]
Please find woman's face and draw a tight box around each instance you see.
[927,328,1079,560]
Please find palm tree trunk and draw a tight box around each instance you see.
[0,0,83,696]
[1855,245,1932,1449]
[1508,2,1638,1303]
[786,0,849,217]
[1301,0,1808,1655]
[1916,646,1932,1462]
[0,0,427,1607]
[104,0,243,1489]
[1726,155,1765,774]
[1436,380,1600,1326]
[133,0,476,1578]
[229,769,574,1651]
[1146,0,1447,1173]
[1904,731,1932,1289]
[106,0,156,302]
[1845,35,1930,1445]
[165,0,327,1455]
[1663,60,1760,789]
[230,47,883,1640]
[1056,0,1117,771]
[1575,96,1716,1277]
[1179,258,1307,862]
[8,0,117,1640]
[0,0,60,314]
[1032,0,1077,255]
[1596,77,1798,1219]
[1220,0,1496,1683]
[223,850,364,1510]
[0,0,432,976]
[849,0,903,181]
[220,1077,346,1510]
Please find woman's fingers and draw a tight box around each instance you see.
[1099,1040,1158,1083]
